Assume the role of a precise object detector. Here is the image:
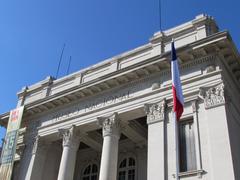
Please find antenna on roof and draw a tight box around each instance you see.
[66,56,72,75]
[158,0,163,32]
[55,43,66,79]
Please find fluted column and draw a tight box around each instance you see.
[144,99,167,180]
[57,125,81,180]
[97,113,121,180]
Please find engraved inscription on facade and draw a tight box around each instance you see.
[84,91,131,111]
[50,91,131,123]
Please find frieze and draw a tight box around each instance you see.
[199,82,225,109]
[144,99,167,124]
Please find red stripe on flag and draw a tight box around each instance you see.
[172,85,183,121]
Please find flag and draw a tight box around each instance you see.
[171,41,184,120]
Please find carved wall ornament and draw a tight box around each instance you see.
[191,100,198,113]
[151,83,161,90]
[144,99,167,124]
[16,144,26,157]
[205,64,216,73]
[32,135,40,155]
[59,125,81,149]
[97,112,121,138]
[199,83,226,109]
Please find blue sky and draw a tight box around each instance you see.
[0,0,239,141]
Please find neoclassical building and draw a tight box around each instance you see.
[0,14,240,180]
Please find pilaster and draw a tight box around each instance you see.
[191,100,203,177]
[24,135,49,180]
[144,99,167,180]
[199,82,235,179]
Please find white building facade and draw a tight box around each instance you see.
[1,14,240,180]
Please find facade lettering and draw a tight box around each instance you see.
[51,90,131,122]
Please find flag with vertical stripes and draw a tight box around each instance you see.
[171,41,184,120]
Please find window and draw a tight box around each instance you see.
[179,120,197,172]
[118,157,136,180]
[82,164,98,180]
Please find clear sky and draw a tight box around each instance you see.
[0,0,239,141]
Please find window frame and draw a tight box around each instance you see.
[118,156,137,180]
[177,103,203,178]
[178,119,197,172]
[81,163,99,180]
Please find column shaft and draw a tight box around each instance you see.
[58,146,78,180]
[99,136,119,180]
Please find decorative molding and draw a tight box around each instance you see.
[59,125,81,150]
[32,135,40,155]
[144,99,167,124]
[151,83,161,90]
[97,112,121,138]
[173,169,205,178]
[199,82,226,109]
[205,64,216,73]
[191,100,198,113]
[16,144,26,157]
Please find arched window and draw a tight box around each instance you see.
[118,157,136,180]
[82,163,98,180]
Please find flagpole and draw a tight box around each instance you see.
[173,112,180,180]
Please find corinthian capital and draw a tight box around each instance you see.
[144,99,167,124]
[59,125,81,149]
[199,82,226,109]
[97,112,121,138]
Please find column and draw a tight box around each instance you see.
[57,125,81,180]
[24,136,49,180]
[144,99,167,180]
[97,112,121,180]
